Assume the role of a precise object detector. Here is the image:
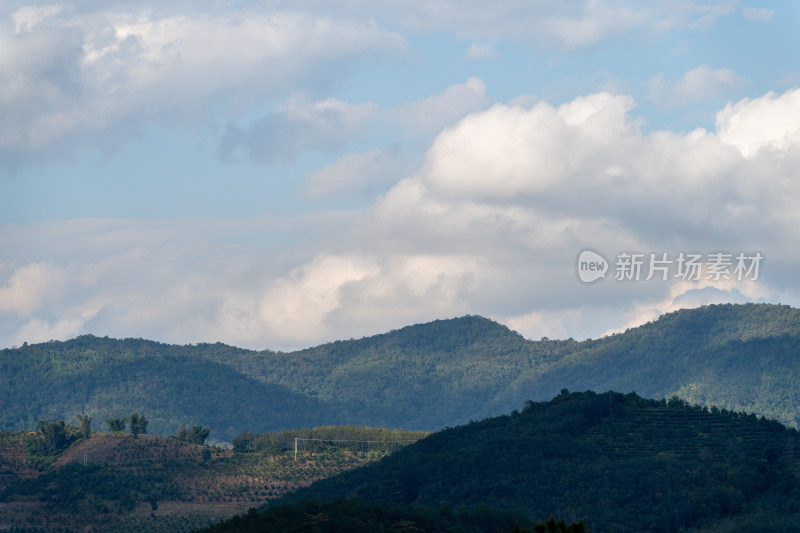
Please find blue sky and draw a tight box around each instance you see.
[2,1,799,349]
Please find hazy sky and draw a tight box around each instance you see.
[2,1,799,350]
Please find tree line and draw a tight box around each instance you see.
[232,425,429,455]
[21,412,213,460]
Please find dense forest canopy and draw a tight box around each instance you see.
[3,303,800,440]
[271,390,800,533]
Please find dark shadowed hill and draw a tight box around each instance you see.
[271,390,800,533]
[3,303,800,440]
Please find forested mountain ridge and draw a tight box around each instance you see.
[210,314,560,429]
[517,304,800,426]
[3,303,800,440]
[228,303,800,429]
[270,390,800,533]
[0,337,341,439]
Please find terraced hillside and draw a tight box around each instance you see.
[0,427,424,532]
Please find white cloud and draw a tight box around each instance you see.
[420,92,640,199]
[0,0,740,167]
[363,87,800,337]
[0,5,404,164]
[648,65,747,108]
[332,254,483,324]
[741,6,775,22]
[255,254,380,343]
[0,216,345,348]
[0,262,62,317]
[717,87,800,157]
[419,89,800,257]
[3,87,800,350]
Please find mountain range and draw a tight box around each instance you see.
[3,303,800,441]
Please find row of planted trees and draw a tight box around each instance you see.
[22,413,214,461]
[104,412,149,437]
[103,415,213,444]
[22,412,150,458]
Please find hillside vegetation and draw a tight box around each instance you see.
[0,425,425,532]
[198,499,539,533]
[268,390,800,533]
[3,303,800,440]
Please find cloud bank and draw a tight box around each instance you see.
[3,86,798,349]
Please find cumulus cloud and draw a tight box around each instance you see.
[422,90,796,251]
[366,87,800,336]
[413,87,785,245]
[648,65,747,108]
[717,87,800,157]
[420,93,641,199]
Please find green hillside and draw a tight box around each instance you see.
[4,303,800,440]
[271,390,800,533]
[517,304,800,426]
[209,315,551,429]
[238,303,800,429]
[0,336,344,440]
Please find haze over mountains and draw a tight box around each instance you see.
[3,303,800,441]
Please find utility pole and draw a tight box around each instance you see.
[294,438,298,461]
